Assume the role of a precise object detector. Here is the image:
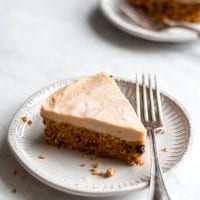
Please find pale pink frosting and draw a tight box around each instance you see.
[41,73,147,143]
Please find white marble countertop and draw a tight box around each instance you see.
[1,0,200,199]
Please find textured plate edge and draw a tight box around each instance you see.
[7,76,192,197]
[99,0,199,43]
[115,76,193,177]
[7,143,147,197]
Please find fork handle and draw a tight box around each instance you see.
[148,129,171,200]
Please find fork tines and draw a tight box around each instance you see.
[114,0,164,30]
[136,74,163,127]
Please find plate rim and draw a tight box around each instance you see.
[99,0,199,43]
[7,76,193,197]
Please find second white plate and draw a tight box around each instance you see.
[100,0,200,42]
[8,77,191,197]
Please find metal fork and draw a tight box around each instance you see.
[136,74,171,200]
[115,0,200,35]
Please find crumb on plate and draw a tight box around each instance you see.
[90,167,97,173]
[105,167,116,177]
[12,188,17,193]
[97,172,105,177]
[80,163,85,167]
[90,163,116,178]
[161,147,168,152]
[21,116,32,125]
[93,162,99,169]
[21,116,27,123]
[27,119,32,125]
[38,155,45,159]
[12,170,18,176]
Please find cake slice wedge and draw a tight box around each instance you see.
[40,73,147,165]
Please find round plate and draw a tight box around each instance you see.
[100,0,200,42]
[8,77,191,197]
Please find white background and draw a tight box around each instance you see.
[0,0,200,199]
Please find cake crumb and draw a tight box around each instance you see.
[12,188,17,193]
[27,119,32,125]
[105,167,116,177]
[161,147,168,152]
[80,163,85,167]
[97,172,105,177]
[90,163,116,178]
[92,170,98,175]
[90,167,97,173]
[12,170,18,176]
[21,116,27,123]
[90,162,100,174]
[21,116,32,125]
[93,162,99,169]
[38,155,45,159]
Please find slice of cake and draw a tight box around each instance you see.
[40,73,147,165]
[129,0,200,22]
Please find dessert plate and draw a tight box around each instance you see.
[100,0,200,42]
[8,77,191,197]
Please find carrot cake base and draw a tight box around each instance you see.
[43,118,145,166]
[129,0,200,22]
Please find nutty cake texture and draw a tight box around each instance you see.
[43,118,145,165]
[129,0,200,22]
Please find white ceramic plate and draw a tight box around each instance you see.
[8,77,191,197]
[100,0,200,42]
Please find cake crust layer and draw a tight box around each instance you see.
[43,118,145,165]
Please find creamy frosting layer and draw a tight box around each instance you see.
[41,73,147,142]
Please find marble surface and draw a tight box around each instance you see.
[1,0,200,199]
